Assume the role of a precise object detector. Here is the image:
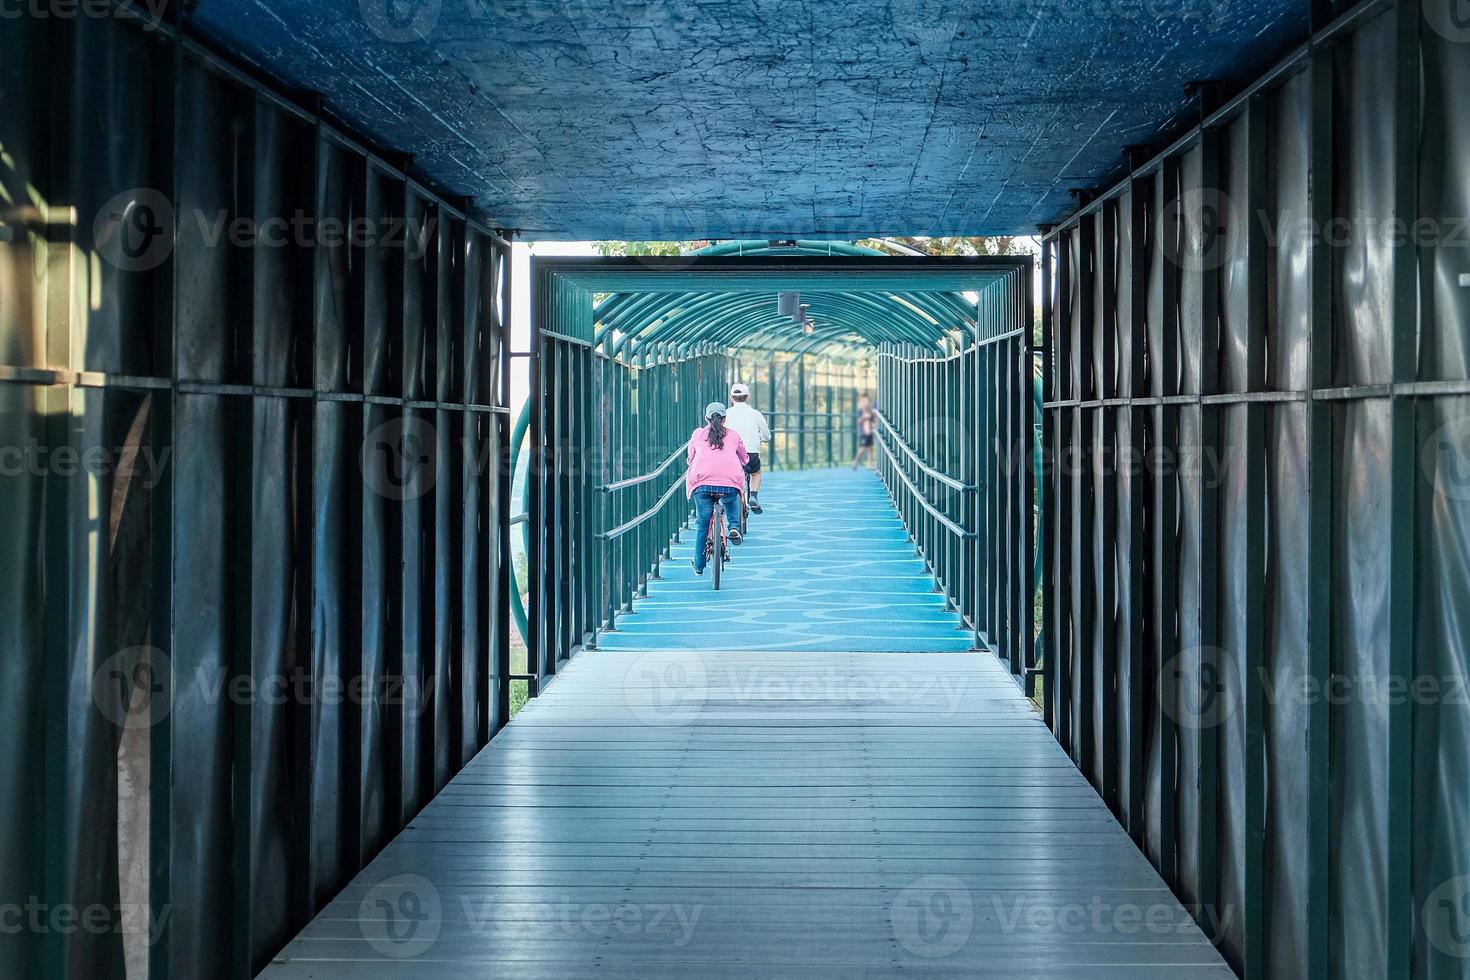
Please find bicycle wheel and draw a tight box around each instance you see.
[710,508,723,591]
[740,475,750,536]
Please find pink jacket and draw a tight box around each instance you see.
[685,425,749,498]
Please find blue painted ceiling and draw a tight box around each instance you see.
[192,0,1307,239]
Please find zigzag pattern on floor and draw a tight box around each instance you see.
[596,467,973,653]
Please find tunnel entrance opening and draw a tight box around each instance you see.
[520,252,1036,686]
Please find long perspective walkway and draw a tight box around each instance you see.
[262,651,1232,977]
[598,468,972,652]
[260,471,1233,978]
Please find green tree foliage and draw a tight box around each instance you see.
[856,236,1035,257]
[592,240,711,256]
[593,237,1035,257]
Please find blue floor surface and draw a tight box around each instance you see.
[596,468,974,652]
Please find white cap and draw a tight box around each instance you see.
[730,382,750,398]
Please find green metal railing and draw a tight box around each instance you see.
[734,352,876,470]
[525,304,734,680]
[874,262,1036,692]
[593,348,733,636]
[509,350,873,653]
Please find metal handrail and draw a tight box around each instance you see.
[600,445,685,493]
[598,475,687,540]
[876,432,973,540]
[874,409,971,492]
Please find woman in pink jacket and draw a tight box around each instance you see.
[686,401,748,574]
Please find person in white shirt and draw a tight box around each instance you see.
[724,382,771,513]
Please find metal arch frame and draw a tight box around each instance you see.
[596,289,981,359]
[603,298,927,357]
[585,242,998,362]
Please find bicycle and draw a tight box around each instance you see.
[703,491,733,590]
[738,472,750,538]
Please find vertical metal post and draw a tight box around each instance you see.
[1196,122,1223,939]
[1384,3,1420,975]
[1040,236,1056,728]
[1157,154,1182,886]
[526,276,543,695]
[1303,36,1334,980]
[1240,94,1269,980]
[797,355,807,470]
[1075,216,1097,779]
[495,240,512,730]
[1055,233,1073,753]
[1099,203,1120,812]
[1125,180,1148,842]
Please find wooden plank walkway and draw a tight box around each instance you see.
[261,650,1233,978]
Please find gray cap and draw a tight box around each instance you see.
[704,401,727,420]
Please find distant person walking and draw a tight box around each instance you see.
[686,402,748,575]
[851,393,876,469]
[724,382,771,513]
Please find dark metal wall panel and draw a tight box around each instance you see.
[399,411,429,820]
[0,17,48,978]
[433,220,456,401]
[1413,396,1470,980]
[1220,115,1251,394]
[1114,406,1136,829]
[359,404,389,858]
[1142,404,1176,874]
[432,409,455,791]
[314,141,362,394]
[0,385,46,977]
[176,58,249,384]
[309,401,354,903]
[1418,30,1470,383]
[1178,147,1203,396]
[462,235,484,407]
[72,16,167,378]
[1087,408,1107,788]
[403,193,432,402]
[1269,70,1313,393]
[1093,214,1111,399]
[1066,229,1081,401]
[1116,188,1134,396]
[247,396,309,972]
[5,15,513,978]
[1146,169,1171,398]
[1332,14,1395,388]
[1041,9,1468,974]
[1330,399,1391,975]
[1266,403,1311,980]
[252,104,313,390]
[460,411,484,762]
[1174,403,1203,907]
[171,393,240,978]
[1217,404,1249,963]
[361,170,399,398]
[0,11,45,372]
[50,389,155,978]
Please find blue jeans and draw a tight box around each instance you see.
[692,485,741,572]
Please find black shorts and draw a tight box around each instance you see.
[859,433,875,448]
[744,453,761,474]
